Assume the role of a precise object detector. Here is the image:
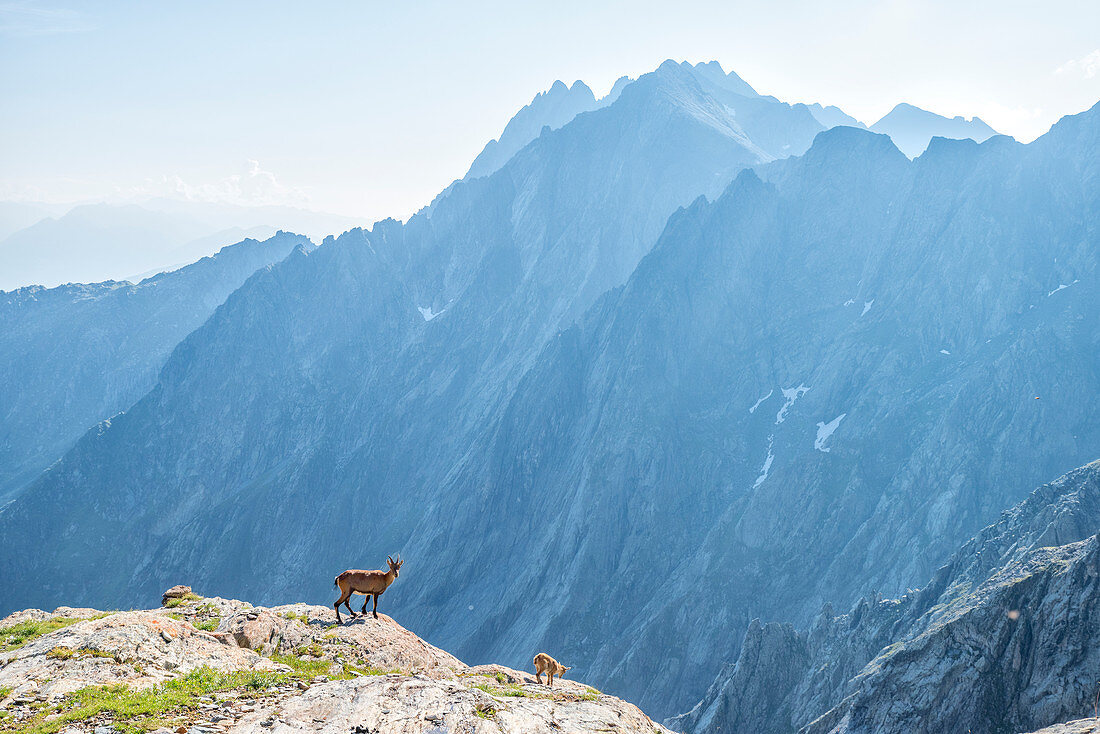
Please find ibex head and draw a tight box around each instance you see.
[387,555,404,576]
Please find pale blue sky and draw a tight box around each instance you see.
[2,0,1099,220]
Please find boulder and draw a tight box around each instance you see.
[161,585,193,606]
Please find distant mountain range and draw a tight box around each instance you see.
[871,101,999,156]
[0,232,312,500]
[0,58,1089,730]
[0,200,358,291]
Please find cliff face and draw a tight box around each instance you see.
[672,460,1100,734]
[0,594,670,734]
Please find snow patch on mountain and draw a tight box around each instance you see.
[749,389,774,414]
[814,413,847,452]
[418,305,444,322]
[1048,279,1078,296]
[754,436,775,488]
[776,385,809,424]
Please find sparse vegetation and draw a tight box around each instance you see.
[193,617,220,632]
[0,617,88,653]
[3,665,285,734]
[472,682,529,698]
[343,662,399,677]
[296,643,323,658]
[271,653,334,679]
[0,686,11,700]
[45,646,75,660]
[47,646,118,661]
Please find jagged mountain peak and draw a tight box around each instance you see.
[649,58,758,98]
[601,74,633,105]
[463,77,600,180]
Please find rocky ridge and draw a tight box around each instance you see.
[0,594,669,733]
[671,460,1100,734]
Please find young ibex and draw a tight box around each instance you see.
[533,652,571,687]
[333,555,403,624]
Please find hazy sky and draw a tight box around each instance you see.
[2,0,1099,221]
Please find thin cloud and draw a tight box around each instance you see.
[114,160,312,209]
[0,1,95,37]
[1055,49,1100,79]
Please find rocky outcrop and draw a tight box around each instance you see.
[0,609,284,700]
[229,673,665,734]
[1025,721,1100,734]
[0,596,669,733]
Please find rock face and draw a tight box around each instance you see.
[229,674,666,734]
[672,460,1100,734]
[0,231,311,500]
[0,597,669,734]
[1026,721,1100,734]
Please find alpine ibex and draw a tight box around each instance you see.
[333,555,403,624]
[533,652,571,687]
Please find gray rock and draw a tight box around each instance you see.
[674,460,1100,734]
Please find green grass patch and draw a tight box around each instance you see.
[295,643,323,658]
[271,654,333,680]
[474,706,496,719]
[163,593,202,609]
[193,617,220,632]
[472,682,529,698]
[6,665,284,734]
[342,662,398,678]
[0,686,11,700]
[47,646,118,662]
[0,618,87,653]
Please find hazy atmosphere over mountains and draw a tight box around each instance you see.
[2,20,1100,731]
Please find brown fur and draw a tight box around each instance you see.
[533,652,570,687]
[333,555,403,624]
